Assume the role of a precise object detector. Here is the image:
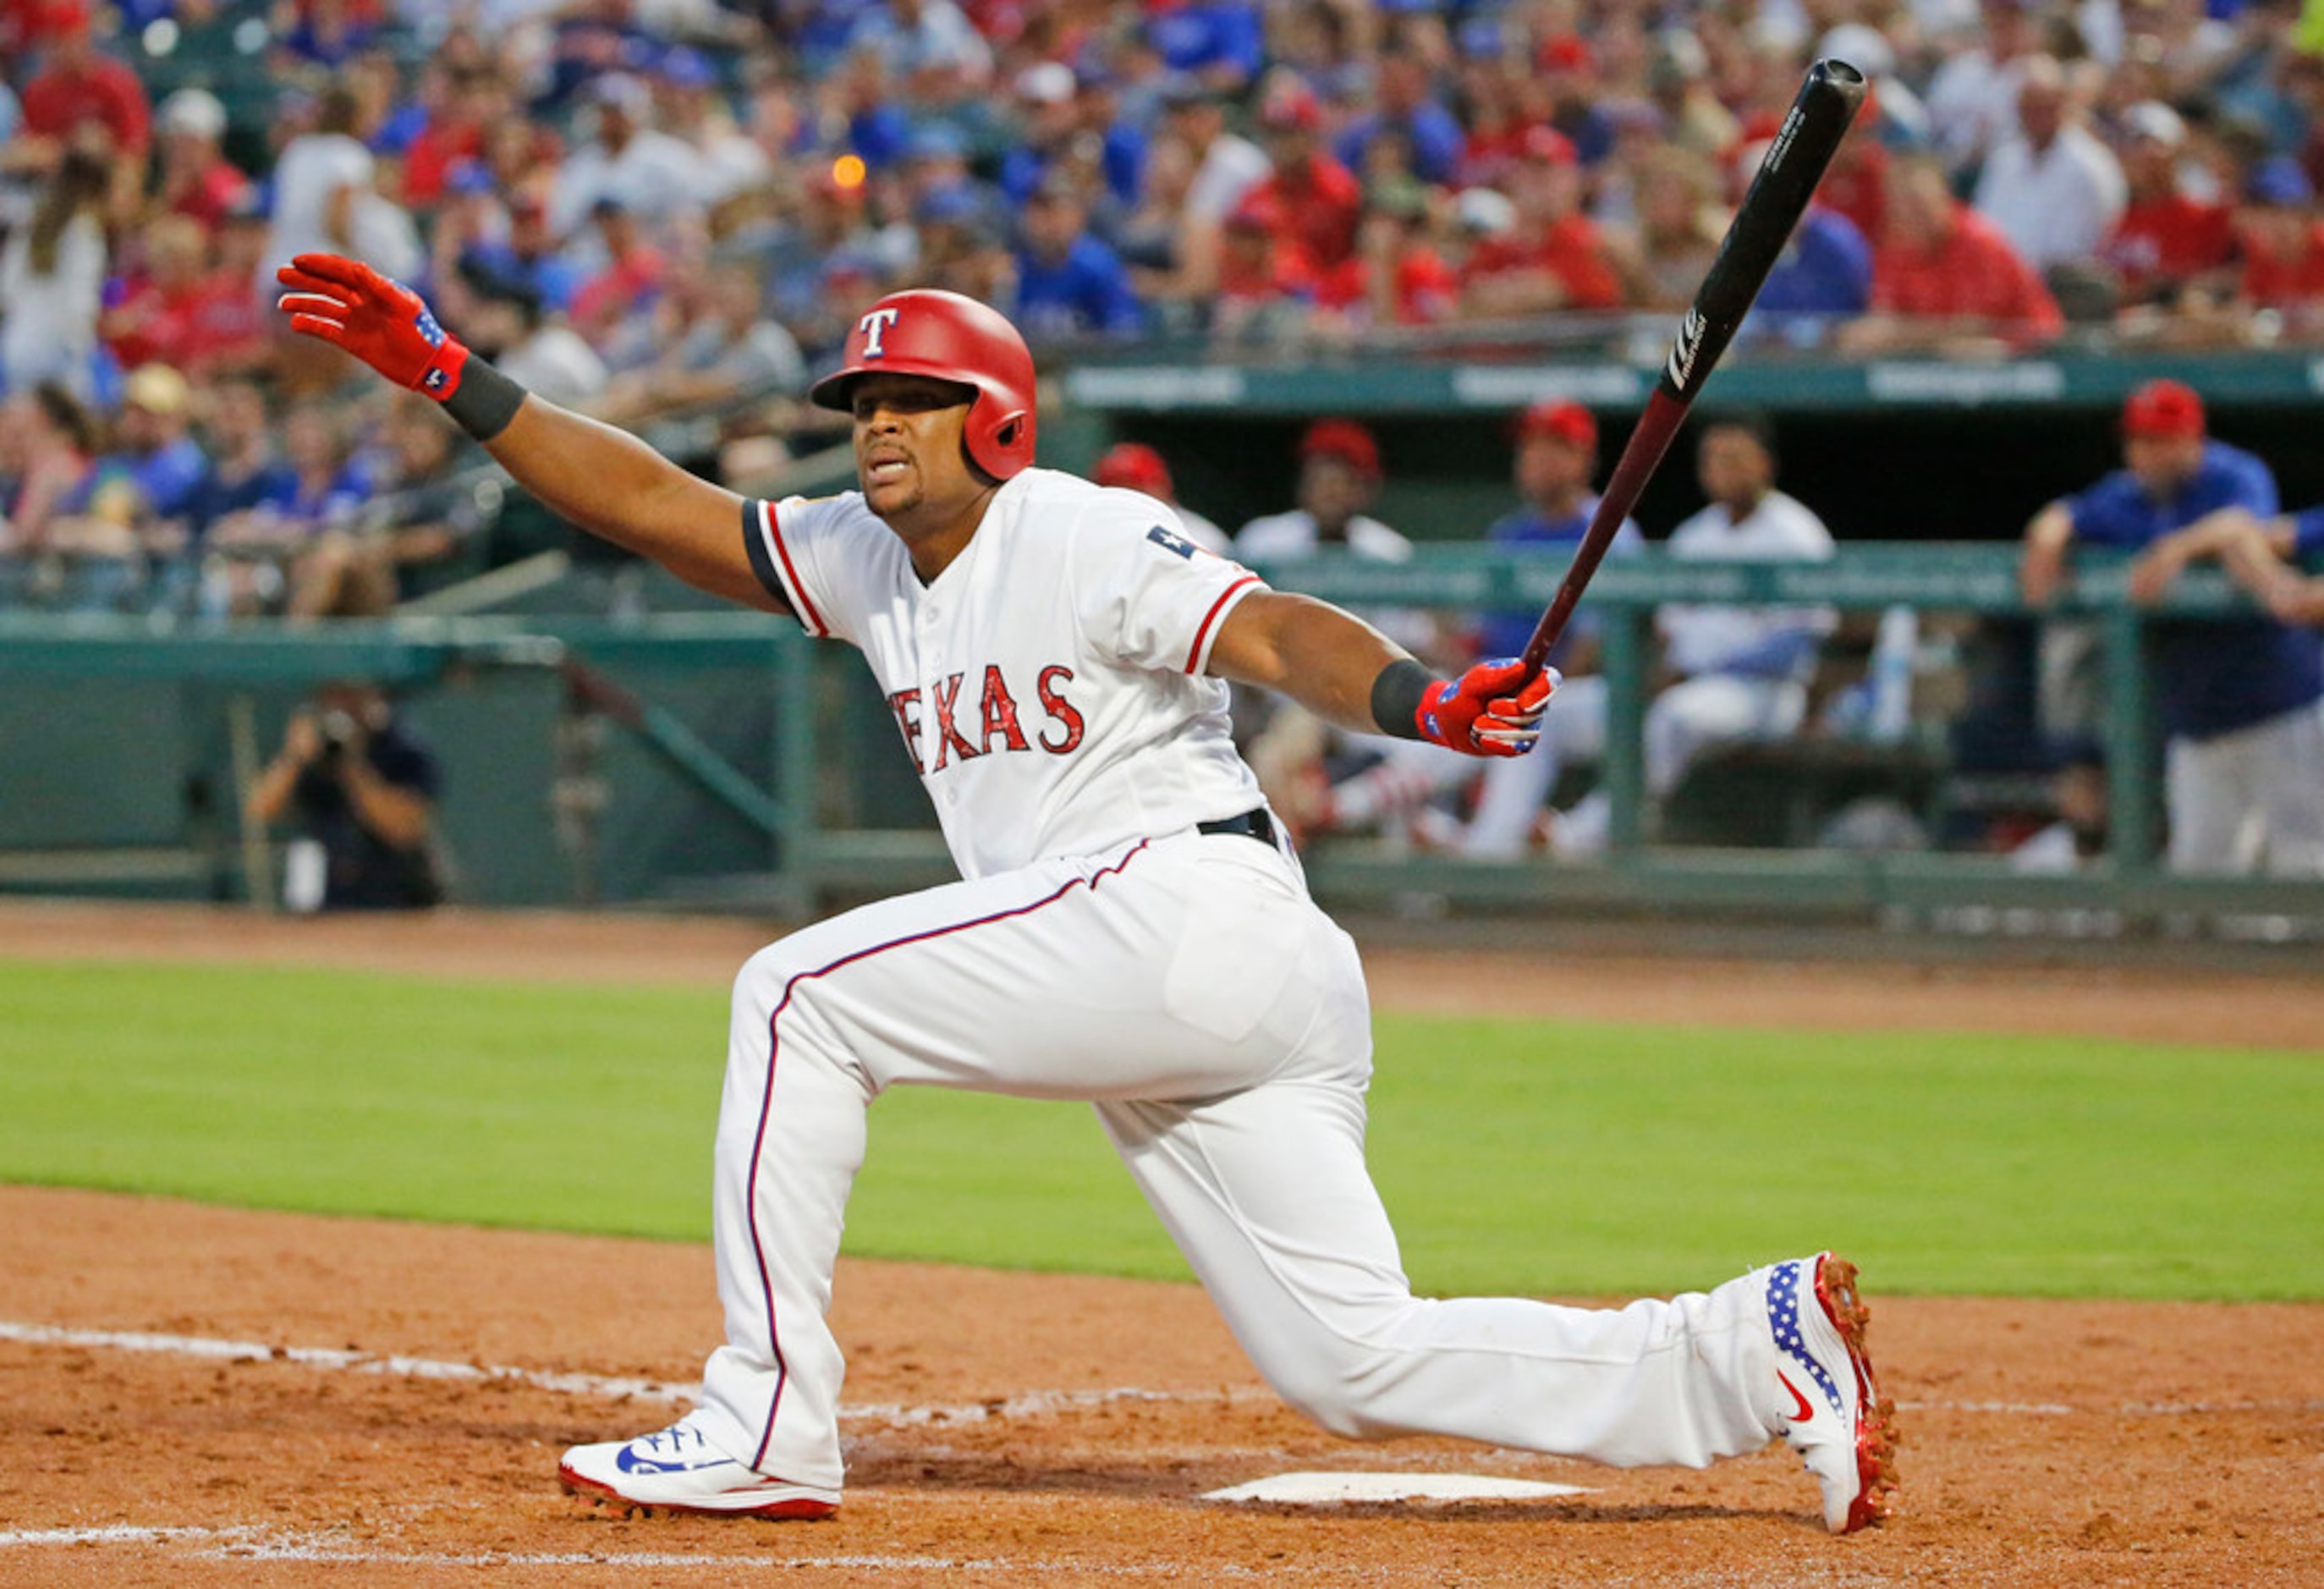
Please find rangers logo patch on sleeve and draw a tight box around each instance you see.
[1146,525,1195,559]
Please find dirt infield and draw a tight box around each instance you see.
[3,901,2321,1586]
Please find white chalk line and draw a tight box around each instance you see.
[8,1319,2317,1427]
[0,1524,1270,1575]
[0,1318,1273,1429]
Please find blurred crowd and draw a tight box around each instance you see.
[6,0,2324,619]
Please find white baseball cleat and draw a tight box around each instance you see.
[558,1412,839,1520]
[1764,1251,1899,1534]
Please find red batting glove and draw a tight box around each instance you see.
[1417,657,1560,757]
[275,253,473,400]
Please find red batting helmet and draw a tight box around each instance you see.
[809,289,1038,481]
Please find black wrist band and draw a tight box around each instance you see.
[1369,657,1436,741]
[442,358,527,443]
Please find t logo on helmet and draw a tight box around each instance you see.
[858,307,903,358]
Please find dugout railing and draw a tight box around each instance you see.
[1,542,2320,924]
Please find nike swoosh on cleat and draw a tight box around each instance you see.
[616,1449,747,1476]
[1778,1371,1817,1426]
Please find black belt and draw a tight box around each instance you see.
[1197,808,1278,848]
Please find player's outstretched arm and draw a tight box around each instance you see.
[1209,591,1555,756]
[275,254,782,614]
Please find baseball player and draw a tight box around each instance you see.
[1458,399,1643,860]
[274,254,1897,1535]
[1555,416,1837,858]
[2024,381,2324,875]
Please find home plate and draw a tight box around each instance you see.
[1202,1471,1592,1505]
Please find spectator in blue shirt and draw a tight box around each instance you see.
[1333,53,1465,187]
[2021,380,2324,875]
[1146,0,1266,93]
[1746,206,1874,336]
[1010,177,1146,340]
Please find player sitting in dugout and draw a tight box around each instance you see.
[270,252,1898,1537]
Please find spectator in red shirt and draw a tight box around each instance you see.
[1247,80,1364,272]
[1838,154,2064,354]
[1314,188,1461,332]
[400,64,501,210]
[1212,191,1319,343]
[2231,157,2324,336]
[569,198,670,354]
[1459,125,1624,318]
[152,89,253,240]
[2101,102,2234,311]
[14,0,150,164]
[101,212,217,372]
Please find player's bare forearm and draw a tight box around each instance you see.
[483,399,780,612]
[1207,591,1409,735]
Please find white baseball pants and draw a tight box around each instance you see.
[2166,701,2324,876]
[686,828,1783,1491]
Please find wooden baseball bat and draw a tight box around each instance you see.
[1518,58,1868,675]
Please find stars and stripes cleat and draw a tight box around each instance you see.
[558,1414,839,1520]
[1765,1251,1900,1534]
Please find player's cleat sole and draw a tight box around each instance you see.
[1767,1251,1900,1534]
[558,1416,839,1520]
[558,1465,838,1520]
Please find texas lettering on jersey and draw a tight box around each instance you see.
[887,663,1085,773]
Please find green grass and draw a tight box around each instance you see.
[2,959,2317,1300]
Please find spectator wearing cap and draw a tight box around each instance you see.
[2100,101,2236,311]
[152,88,251,239]
[1458,399,1646,860]
[1971,55,2127,272]
[1557,416,1838,860]
[1010,175,1146,341]
[546,73,705,246]
[1235,418,1409,563]
[1211,191,1320,343]
[457,193,582,318]
[1731,126,1871,336]
[997,62,1088,209]
[1537,32,1618,168]
[103,363,210,570]
[1094,442,1228,552]
[1234,419,1470,848]
[2228,156,2324,336]
[1333,50,1465,188]
[1316,184,1459,331]
[1458,126,1624,318]
[1838,154,2063,355]
[2024,381,2324,874]
[1246,80,1364,272]
[1146,0,1266,95]
[13,0,151,166]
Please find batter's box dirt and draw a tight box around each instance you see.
[3,1185,2320,1587]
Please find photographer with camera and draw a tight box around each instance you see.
[244,683,444,911]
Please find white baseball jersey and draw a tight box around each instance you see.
[746,470,1266,878]
[1658,488,1837,682]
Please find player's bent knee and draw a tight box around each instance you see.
[1250,1340,1406,1440]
